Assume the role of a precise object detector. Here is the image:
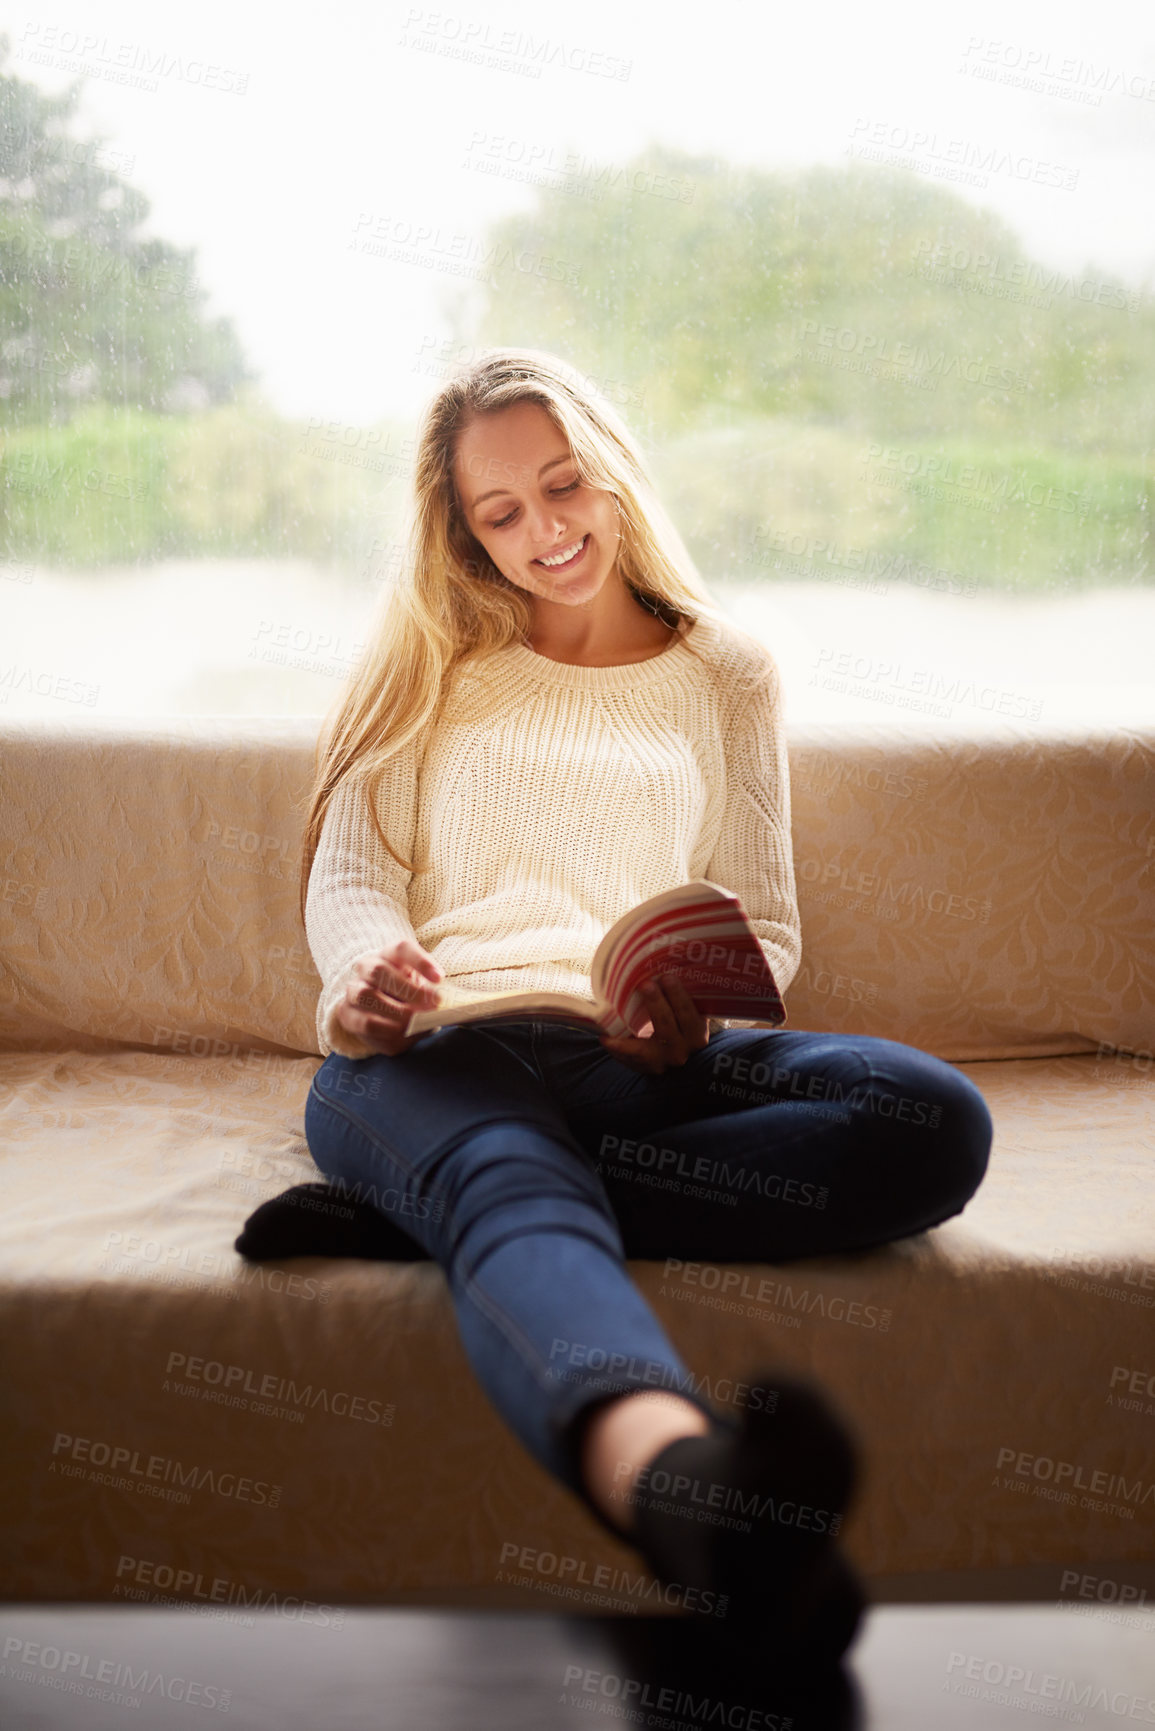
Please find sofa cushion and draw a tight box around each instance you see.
[1,1045,1151,1600]
[1,717,1151,1063]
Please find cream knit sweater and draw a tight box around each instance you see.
[305,610,802,1060]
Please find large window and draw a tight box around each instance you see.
[3,3,1152,726]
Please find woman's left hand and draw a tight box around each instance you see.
[599,974,710,1075]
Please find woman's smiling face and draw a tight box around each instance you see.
[453,399,622,608]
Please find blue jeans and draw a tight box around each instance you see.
[304,1021,992,1527]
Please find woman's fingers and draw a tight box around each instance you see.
[357,957,437,1013]
[355,949,443,1021]
[344,982,408,1053]
[639,976,710,1054]
[391,937,444,991]
[598,1034,666,1075]
[339,947,443,1055]
[600,978,709,1074]
[348,974,398,1028]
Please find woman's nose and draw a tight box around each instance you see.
[527,500,568,539]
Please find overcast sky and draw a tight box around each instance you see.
[10,0,1154,424]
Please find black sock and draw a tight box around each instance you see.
[234,1183,432,1263]
[626,1372,864,1664]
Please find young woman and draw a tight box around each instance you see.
[294,349,993,1662]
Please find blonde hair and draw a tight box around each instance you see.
[297,347,731,930]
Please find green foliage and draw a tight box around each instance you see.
[458,144,1153,449]
[2,104,1150,587]
[452,143,1153,587]
[0,402,169,560]
[650,420,1151,592]
[0,32,252,429]
[0,398,409,565]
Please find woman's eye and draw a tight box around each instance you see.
[490,479,579,530]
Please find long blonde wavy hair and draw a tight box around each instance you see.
[297,347,732,931]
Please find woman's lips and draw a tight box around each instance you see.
[534,533,589,573]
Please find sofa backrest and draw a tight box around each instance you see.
[1,717,1151,1063]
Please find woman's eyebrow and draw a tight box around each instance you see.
[471,454,573,510]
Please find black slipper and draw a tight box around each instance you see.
[234,1181,431,1262]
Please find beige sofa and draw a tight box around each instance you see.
[2,714,1152,1610]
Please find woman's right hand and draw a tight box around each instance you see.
[334,938,444,1057]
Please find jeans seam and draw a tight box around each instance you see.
[471,1021,544,1085]
[308,1082,415,1183]
[459,1264,567,1396]
[311,1082,631,1415]
[310,1077,562,1176]
[310,1080,623,1330]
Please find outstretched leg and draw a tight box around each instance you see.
[300,1021,867,1661]
[302,1023,721,1506]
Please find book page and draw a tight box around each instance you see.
[422,979,502,1009]
[406,988,604,1035]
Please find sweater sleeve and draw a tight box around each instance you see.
[704,655,802,1031]
[305,729,426,1060]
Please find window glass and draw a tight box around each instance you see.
[3,3,1151,726]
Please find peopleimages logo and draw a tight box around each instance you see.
[615,1458,843,1536]
[114,1554,345,1626]
[496,1542,727,1617]
[163,1350,396,1427]
[51,1433,282,1507]
[561,1666,791,1731]
[908,238,1139,312]
[1059,1569,1149,1609]
[863,443,1085,513]
[661,1260,893,1332]
[596,1132,831,1206]
[945,1651,1155,1723]
[847,117,1079,190]
[795,317,1028,391]
[546,1342,778,1411]
[995,1445,1155,1514]
[1,1637,231,1713]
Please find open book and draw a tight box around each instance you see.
[405,880,787,1037]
